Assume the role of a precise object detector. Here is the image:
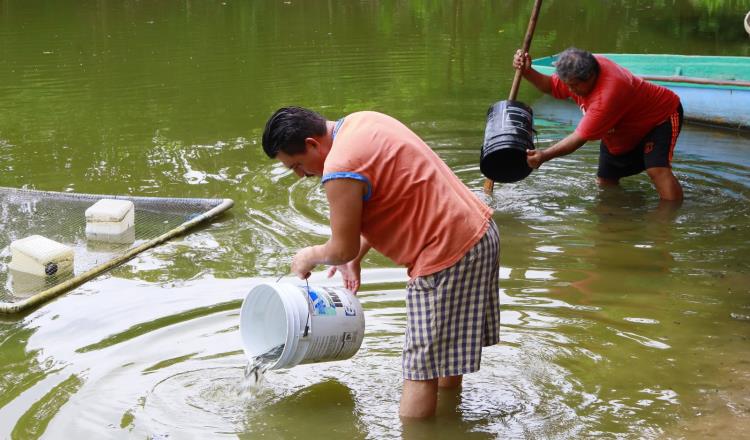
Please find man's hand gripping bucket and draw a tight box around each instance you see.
[239,281,365,370]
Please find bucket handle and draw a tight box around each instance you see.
[301,279,313,338]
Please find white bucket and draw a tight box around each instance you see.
[239,282,365,370]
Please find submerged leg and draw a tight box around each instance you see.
[400,378,438,418]
[596,176,620,187]
[437,375,462,389]
[646,167,683,201]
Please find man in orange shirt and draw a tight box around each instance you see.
[516,47,684,202]
[262,107,500,418]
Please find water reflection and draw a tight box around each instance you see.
[0,0,748,438]
[241,380,366,439]
[569,188,678,300]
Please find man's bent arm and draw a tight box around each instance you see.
[528,131,588,169]
[523,67,554,95]
[514,51,553,95]
[353,235,372,263]
[306,178,366,265]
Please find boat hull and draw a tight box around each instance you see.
[665,84,750,129]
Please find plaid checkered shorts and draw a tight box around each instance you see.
[402,220,500,380]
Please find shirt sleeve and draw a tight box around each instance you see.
[323,130,364,175]
[323,127,375,198]
[550,74,573,100]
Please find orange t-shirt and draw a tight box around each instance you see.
[551,56,680,155]
[323,111,492,278]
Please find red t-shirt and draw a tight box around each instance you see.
[550,56,680,155]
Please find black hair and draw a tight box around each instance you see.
[555,47,600,82]
[261,107,327,158]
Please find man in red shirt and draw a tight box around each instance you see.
[516,47,684,201]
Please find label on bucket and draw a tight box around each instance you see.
[301,286,364,363]
[308,287,358,317]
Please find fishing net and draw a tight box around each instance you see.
[0,187,233,313]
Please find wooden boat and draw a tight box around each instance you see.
[531,54,750,130]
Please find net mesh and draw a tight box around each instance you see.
[0,187,232,312]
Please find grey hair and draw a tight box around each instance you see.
[555,47,600,82]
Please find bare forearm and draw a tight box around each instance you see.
[302,178,366,267]
[355,236,371,262]
[513,50,552,95]
[526,132,586,168]
[305,235,369,267]
[523,68,553,95]
[537,132,588,165]
[305,242,354,266]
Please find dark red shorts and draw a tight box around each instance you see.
[597,103,683,180]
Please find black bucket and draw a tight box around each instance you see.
[480,99,535,183]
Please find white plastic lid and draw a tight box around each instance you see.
[10,235,73,263]
[85,199,134,222]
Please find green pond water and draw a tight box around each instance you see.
[1,0,749,438]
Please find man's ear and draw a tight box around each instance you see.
[304,137,320,150]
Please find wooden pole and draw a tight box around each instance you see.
[484,0,543,194]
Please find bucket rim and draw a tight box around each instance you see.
[240,283,308,370]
